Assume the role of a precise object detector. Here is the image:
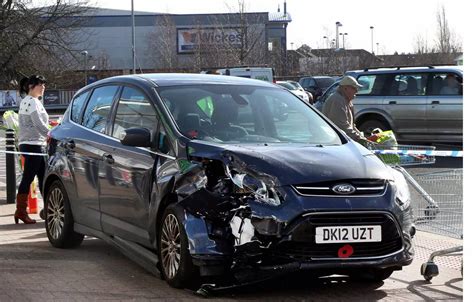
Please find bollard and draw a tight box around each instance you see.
[5,129,16,204]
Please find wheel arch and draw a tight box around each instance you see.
[355,110,395,131]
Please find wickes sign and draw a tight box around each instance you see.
[177,28,244,54]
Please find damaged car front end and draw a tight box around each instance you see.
[168,140,415,288]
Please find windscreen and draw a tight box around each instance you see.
[158,85,342,145]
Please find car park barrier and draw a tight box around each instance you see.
[5,129,16,204]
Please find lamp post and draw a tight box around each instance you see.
[81,50,88,86]
[323,36,329,48]
[131,0,136,74]
[335,21,342,49]
[331,39,336,48]
[340,32,348,49]
[370,26,374,54]
[376,42,379,55]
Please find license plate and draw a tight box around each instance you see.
[315,225,382,244]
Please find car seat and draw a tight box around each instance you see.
[211,99,248,141]
[405,76,418,95]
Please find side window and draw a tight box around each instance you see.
[357,74,391,96]
[70,92,89,123]
[387,73,428,96]
[82,86,118,133]
[428,73,462,96]
[356,75,376,95]
[112,87,158,139]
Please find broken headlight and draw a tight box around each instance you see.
[391,168,411,211]
[226,167,282,206]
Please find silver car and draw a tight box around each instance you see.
[316,66,463,143]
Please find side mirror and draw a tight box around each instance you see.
[120,127,151,147]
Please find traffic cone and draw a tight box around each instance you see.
[27,180,38,214]
[20,155,38,214]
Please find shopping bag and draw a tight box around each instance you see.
[368,128,400,164]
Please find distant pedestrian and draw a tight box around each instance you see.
[14,75,49,224]
[322,76,371,146]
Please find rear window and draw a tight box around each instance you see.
[315,78,336,89]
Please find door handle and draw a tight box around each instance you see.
[102,153,115,164]
[431,101,440,105]
[388,101,397,105]
[63,140,75,150]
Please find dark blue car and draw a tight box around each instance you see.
[43,74,415,290]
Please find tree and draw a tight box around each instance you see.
[147,14,178,72]
[435,5,462,53]
[0,0,91,87]
[413,33,430,54]
[190,0,268,71]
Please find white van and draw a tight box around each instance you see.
[202,67,274,83]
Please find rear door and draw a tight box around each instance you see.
[66,86,119,230]
[425,72,463,141]
[382,72,429,139]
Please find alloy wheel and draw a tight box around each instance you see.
[47,187,65,240]
[161,214,181,279]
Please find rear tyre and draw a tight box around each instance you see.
[358,119,390,136]
[158,204,198,288]
[45,180,84,248]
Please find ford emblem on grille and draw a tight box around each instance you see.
[332,184,356,195]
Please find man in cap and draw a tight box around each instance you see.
[322,76,370,145]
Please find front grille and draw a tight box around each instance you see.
[270,212,403,260]
[293,179,386,196]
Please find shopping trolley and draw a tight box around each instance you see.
[412,169,463,281]
[370,144,439,216]
[371,144,463,282]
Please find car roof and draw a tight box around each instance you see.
[90,73,277,88]
[347,65,463,75]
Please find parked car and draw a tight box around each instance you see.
[287,80,314,103]
[43,73,415,290]
[299,76,336,101]
[201,67,274,82]
[276,80,310,102]
[316,66,463,143]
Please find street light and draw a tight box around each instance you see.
[370,26,374,54]
[131,0,136,74]
[335,21,342,49]
[331,39,336,48]
[376,42,379,55]
[81,50,88,86]
[340,32,348,49]
[323,36,329,48]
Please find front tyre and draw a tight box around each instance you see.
[45,180,84,248]
[158,204,198,288]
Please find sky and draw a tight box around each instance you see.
[91,0,466,55]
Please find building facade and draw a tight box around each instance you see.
[74,8,291,74]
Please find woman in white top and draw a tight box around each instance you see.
[14,75,49,224]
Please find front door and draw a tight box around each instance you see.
[98,86,162,247]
